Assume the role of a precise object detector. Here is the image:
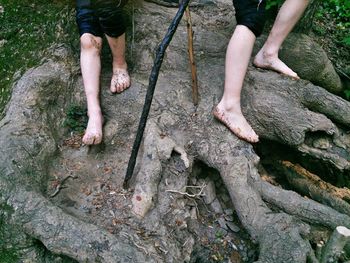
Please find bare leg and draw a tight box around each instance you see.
[254,0,309,79]
[106,33,130,93]
[214,25,259,143]
[80,33,104,145]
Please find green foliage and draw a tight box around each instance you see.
[266,0,350,24]
[344,90,350,100]
[342,36,350,46]
[215,230,224,239]
[319,0,350,98]
[266,0,283,10]
[0,249,19,263]
[266,0,350,46]
[318,0,350,25]
[317,0,350,44]
[63,105,88,133]
[0,0,77,114]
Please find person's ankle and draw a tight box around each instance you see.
[113,61,127,70]
[217,101,241,114]
[260,48,279,61]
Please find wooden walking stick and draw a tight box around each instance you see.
[124,0,191,188]
[185,6,199,106]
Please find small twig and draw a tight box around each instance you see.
[166,183,206,198]
[185,185,205,189]
[155,243,168,254]
[117,193,127,200]
[182,238,190,247]
[121,232,149,255]
[158,247,168,254]
[50,174,76,198]
[166,189,196,197]
[336,67,350,80]
[50,185,67,198]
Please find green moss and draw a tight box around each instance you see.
[0,203,19,263]
[63,104,88,133]
[0,249,19,263]
[0,0,78,114]
[0,203,78,262]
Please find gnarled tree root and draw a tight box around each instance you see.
[0,49,149,262]
[281,161,350,216]
[5,187,149,262]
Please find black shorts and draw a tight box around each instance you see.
[76,0,127,38]
[233,0,266,37]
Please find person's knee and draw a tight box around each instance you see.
[237,14,266,37]
[80,33,102,52]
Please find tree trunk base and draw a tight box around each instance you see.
[1,2,349,263]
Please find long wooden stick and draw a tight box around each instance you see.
[185,6,199,106]
[124,0,191,188]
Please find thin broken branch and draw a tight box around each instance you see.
[50,174,76,198]
[185,6,199,105]
[166,183,206,198]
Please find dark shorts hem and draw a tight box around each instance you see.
[76,4,126,38]
[233,0,266,37]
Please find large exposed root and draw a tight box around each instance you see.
[281,161,350,216]
[131,120,190,218]
[2,2,350,262]
[189,124,311,262]
[256,180,350,229]
[0,49,149,262]
[5,187,149,263]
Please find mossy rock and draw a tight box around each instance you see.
[254,33,343,94]
[280,33,343,94]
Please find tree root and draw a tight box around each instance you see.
[256,180,350,229]
[188,125,309,262]
[320,226,350,263]
[0,50,150,262]
[131,120,190,218]
[6,188,149,263]
[281,161,350,216]
[2,4,350,262]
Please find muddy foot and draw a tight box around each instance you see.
[110,68,131,94]
[213,106,259,143]
[82,111,103,145]
[253,50,299,80]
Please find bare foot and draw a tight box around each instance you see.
[253,50,299,80]
[213,106,259,143]
[82,110,103,145]
[110,68,130,94]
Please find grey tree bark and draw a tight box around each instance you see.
[0,1,349,263]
